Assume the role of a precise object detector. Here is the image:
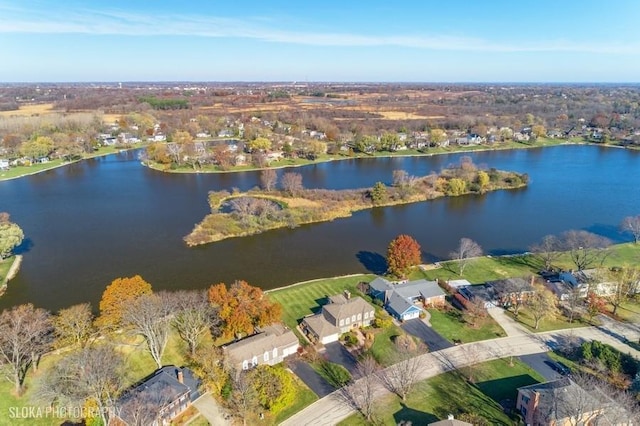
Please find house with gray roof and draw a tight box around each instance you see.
[301,291,376,345]
[113,366,201,426]
[369,277,446,321]
[223,323,299,371]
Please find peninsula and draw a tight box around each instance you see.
[185,157,528,246]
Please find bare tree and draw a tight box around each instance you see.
[226,369,259,426]
[35,345,125,426]
[564,288,583,323]
[381,336,425,401]
[260,169,278,191]
[170,290,218,357]
[492,277,532,319]
[53,303,95,348]
[122,293,173,369]
[560,230,611,271]
[463,297,488,328]
[392,169,417,200]
[0,304,52,394]
[280,172,303,196]
[449,237,483,276]
[341,356,380,422]
[601,267,640,316]
[529,234,562,271]
[526,284,559,329]
[620,215,640,244]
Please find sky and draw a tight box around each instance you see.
[1,0,640,83]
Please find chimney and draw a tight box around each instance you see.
[177,369,184,384]
[344,290,351,300]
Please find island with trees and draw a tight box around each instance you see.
[184,157,528,246]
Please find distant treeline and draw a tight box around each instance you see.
[138,96,189,110]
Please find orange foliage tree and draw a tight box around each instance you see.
[386,234,422,278]
[208,280,282,339]
[98,275,153,329]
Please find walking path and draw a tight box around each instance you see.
[281,319,640,426]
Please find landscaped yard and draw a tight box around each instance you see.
[266,274,375,330]
[367,323,409,366]
[339,358,544,425]
[428,306,506,343]
[607,300,640,323]
[506,307,589,333]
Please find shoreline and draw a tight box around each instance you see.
[0,255,22,296]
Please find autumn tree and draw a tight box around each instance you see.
[190,346,229,396]
[170,290,218,356]
[36,346,125,426]
[260,169,278,191]
[529,234,562,271]
[122,292,173,369]
[0,304,52,394]
[280,172,303,196]
[20,136,54,159]
[429,128,446,145]
[0,212,24,260]
[249,365,295,413]
[98,275,153,329]
[208,280,282,339]
[226,369,260,426]
[246,137,271,152]
[560,230,611,271]
[53,303,95,348]
[586,292,607,323]
[476,170,490,192]
[620,215,640,244]
[446,178,466,196]
[386,234,422,278]
[526,285,559,329]
[449,237,483,276]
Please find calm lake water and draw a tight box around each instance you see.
[1,145,639,312]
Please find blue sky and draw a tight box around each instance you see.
[1,0,639,82]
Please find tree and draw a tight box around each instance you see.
[246,137,271,152]
[369,181,387,205]
[531,124,547,138]
[564,288,583,324]
[170,290,218,356]
[190,346,229,397]
[463,297,488,328]
[0,304,52,394]
[35,346,125,426]
[529,235,562,271]
[280,172,303,196]
[97,275,153,329]
[20,136,54,159]
[476,170,490,192]
[492,278,532,319]
[586,291,606,323]
[392,169,416,200]
[381,336,425,401]
[260,169,278,191]
[386,234,422,278]
[429,128,446,145]
[601,267,640,316]
[249,365,295,413]
[341,356,380,422]
[620,215,640,244]
[122,292,172,369]
[526,284,559,330]
[449,237,483,276]
[208,280,282,339]
[0,213,24,260]
[226,369,260,426]
[446,178,466,196]
[560,230,611,271]
[53,303,95,348]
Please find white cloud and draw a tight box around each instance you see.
[0,5,639,55]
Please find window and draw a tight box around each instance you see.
[345,317,350,325]
[357,313,361,321]
[264,351,269,362]
[252,356,258,367]
[242,360,248,370]
[351,315,356,323]
[364,312,369,319]
[273,348,278,358]
[339,319,344,326]
[370,310,374,318]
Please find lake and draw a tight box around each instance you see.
[1,145,639,312]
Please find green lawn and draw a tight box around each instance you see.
[428,307,506,344]
[610,300,640,323]
[367,323,408,366]
[419,254,543,284]
[266,274,375,330]
[506,308,589,333]
[339,358,543,425]
[0,255,15,284]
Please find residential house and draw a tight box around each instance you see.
[0,159,9,170]
[489,277,535,308]
[458,284,498,309]
[113,366,200,426]
[516,378,632,426]
[559,269,620,297]
[369,277,446,321]
[223,323,299,371]
[301,291,376,345]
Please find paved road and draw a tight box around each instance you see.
[401,318,452,351]
[281,325,640,426]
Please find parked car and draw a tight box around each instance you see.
[544,359,571,376]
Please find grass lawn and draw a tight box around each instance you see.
[506,307,589,333]
[0,255,15,283]
[606,300,640,323]
[339,358,543,425]
[266,274,375,330]
[428,307,506,344]
[419,254,543,284]
[367,323,408,366]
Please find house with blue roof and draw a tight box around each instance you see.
[369,276,446,321]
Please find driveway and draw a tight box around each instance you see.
[518,353,565,381]
[487,307,530,337]
[401,318,452,351]
[192,392,230,426]
[289,359,335,397]
[323,341,358,375]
